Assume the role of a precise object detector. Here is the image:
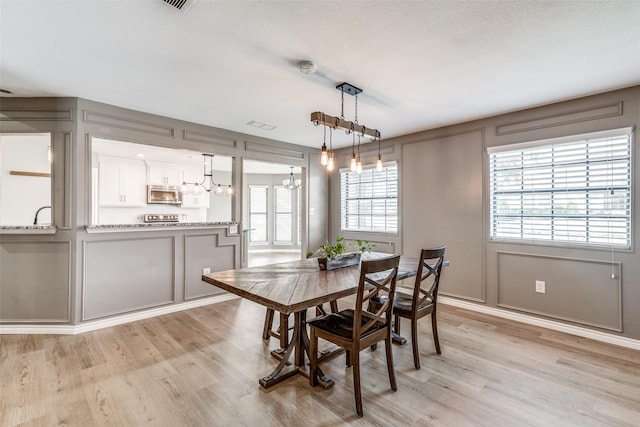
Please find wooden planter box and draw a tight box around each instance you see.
[317,252,361,270]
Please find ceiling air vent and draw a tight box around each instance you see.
[162,0,195,11]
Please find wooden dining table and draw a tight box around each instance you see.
[202,252,419,389]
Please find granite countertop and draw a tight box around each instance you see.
[0,225,57,234]
[85,221,240,233]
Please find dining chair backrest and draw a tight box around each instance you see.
[353,254,401,342]
[410,247,446,312]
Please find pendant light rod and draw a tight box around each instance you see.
[310,111,380,140]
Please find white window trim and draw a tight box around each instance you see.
[340,161,399,234]
[487,127,634,250]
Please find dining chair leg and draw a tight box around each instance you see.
[411,317,420,369]
[345,350,352,367]
[393,314,401,335]
[279,313,289,349]
[352,350,363,417]
[432,310,441,354]
[309,328,318,387]
[262,308,274,340]
[385,335,397,391]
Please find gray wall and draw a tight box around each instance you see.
[0,97,328,324]
[331,85,640,341]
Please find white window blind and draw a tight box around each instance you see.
[297,186,302,245]
[489,128,632,248]
[249,185,268,243]
[341,162,398,233]
[274,186,293,243]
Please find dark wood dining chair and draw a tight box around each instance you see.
[308,254,401,417]
[394,246,446,369]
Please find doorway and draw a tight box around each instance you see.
[242,159,304,267]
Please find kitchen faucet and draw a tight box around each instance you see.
[33,206,52,225]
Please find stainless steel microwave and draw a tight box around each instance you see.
[147,185,183,205]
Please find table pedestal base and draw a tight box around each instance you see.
[258,310,338,389]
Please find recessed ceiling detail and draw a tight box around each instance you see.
[247,120,276,131]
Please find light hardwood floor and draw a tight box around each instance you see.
[1,299,639,426]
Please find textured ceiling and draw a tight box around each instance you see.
[1,1,639,149]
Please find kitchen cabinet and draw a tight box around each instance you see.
[182,193,210,208]
[147,162,182,186]
[98,157,146,206]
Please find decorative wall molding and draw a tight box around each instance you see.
[61,132,73,229]
[0,240,72,323]
[82,236,177,321]
[244,141,305,160]
[183,129,236,148]
[495,102,623,135]
[183,230,239,300]
[0,108,73,121]
[496,251,622,332]
[83,110,175,137]
[440,296,640,351]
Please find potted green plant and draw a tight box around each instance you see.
[316,236,374,270]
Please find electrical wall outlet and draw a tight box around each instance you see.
[535,280,545,294]
[203,267,211,275]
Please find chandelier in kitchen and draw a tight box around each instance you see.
[311,82,383,173]
[282,166,301,190]
[181,153,233,196]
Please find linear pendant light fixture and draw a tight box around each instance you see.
[312,82,382,173]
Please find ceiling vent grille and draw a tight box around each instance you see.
[162,0,193,11]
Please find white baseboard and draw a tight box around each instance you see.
[0,293,239,335]
[439,296,640,351]
[2,293,639,352]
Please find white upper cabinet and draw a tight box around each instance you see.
[147,162,182,186]
[98,157,146,206]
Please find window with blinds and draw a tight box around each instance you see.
[489,128,632,248]
[341,162,398,233]
[297,186,302,245]
[249,185,268,243]
[274,186,293,243]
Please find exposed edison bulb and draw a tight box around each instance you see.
[193,184,202,196]
[326,154,335,171]
[181,182,189,193]
[226,185,233,195]
[320,143,328,166]
[215,184,224,195]
[376,154,383,171]
[356,157,363,173]
[349,153,357,172]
